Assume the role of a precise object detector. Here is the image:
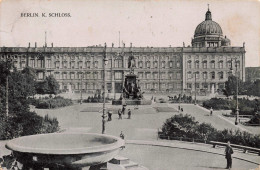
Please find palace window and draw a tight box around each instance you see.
[114,59,123,68]
[63,61,67,68]
[30,59,35,68]
[203,61,207,69]
[236,61,240,69]
[187,83,192,89]
[195,83,200,89]
[46,59,51,68]
[219,61,223,69]
[211,72,215,79]
[211,61,215,69]
[153,72,158,79]
[146,61,151,68]
[55,72,60,79]
[146,72,151,79]
[202,83,208,89]
[63,72,67,79]
[94,61,98,68]
[70,72,75,79]
[195,72,199,79]
[177,83,182,89]
[78,61,83,69]
[161,72,166,79]
[219,72,224,79]
[187,72,192,79]
[37,60,43,68]
[138,61,143,68]
[176,61,180,68]
[203,72,207,79]
[169,61,173,68]
[138,72,143,79]
[86,61,91,68]
[38,72,44,80]
[227,61,232,69]
[115,71,123,80]
[71,61,75,69]
[93,72,98,79]
[154,61,158,68]
[195,61,199,69]
[161,61,166,68]
[86,72,90,79]
[176,72,181,79]
[21,61,26,68]
[187,61,192,69]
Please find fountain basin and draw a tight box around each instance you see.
[6,133,124,168]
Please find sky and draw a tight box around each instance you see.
[0,0,259,67]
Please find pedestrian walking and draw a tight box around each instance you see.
[128,109,131,119]
[210,107,213,116]
[118,109,122,119]
[181,108,183,112]
[108,111,112,121]
[122,105,126,115]
[120,131,125,139]
[225,141,234,169]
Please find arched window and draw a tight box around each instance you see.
[146,61,151,68]
[236,61,240,69]
[187,60,192,69]
[203,61,207,69]
[218,72,224,79]
[139,61,143,68]
[195,61,199,69]
[211,61,215,69]
[211,72,215,79]
[161,61,166,68]
[153,61,158,68]
[203,72,207,79]
[187,72,192,79]
[219,61,223,69]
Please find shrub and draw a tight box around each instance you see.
[34,96,73,109]
[203,98,232,110]
[0,112,59,140]
[160,113,260,148]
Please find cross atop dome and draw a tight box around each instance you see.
[205,4,212,20]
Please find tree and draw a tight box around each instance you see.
[36,75,60,95]
[223,75,245,97]
[0,61,59,140]
[161,114,198,138]
[45,75,60,95]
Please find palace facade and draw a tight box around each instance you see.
[0,8,245,94]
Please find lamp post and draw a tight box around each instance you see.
[234,59,239,125]
[80,70,83,104]
[194,72,197,105]
[102,43,108,134]
[5,57,13,117]
[230,58,239,125]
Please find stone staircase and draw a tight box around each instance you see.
[108,156,149,170]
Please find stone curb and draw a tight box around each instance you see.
[126,139,260,165]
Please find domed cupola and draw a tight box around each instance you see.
[192,5,226,48]
[221,36,231,46]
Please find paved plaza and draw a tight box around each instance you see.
[1,102,260,169]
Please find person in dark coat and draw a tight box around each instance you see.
[128,109,131,119]
[225,141,234,169]
[122,105,126,115]
[108,111,112,121]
